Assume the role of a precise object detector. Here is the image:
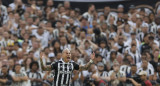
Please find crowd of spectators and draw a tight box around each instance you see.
[0,0,160,86]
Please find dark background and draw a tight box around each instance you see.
[1,0,159,13]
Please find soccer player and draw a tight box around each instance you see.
[40,48,95,86]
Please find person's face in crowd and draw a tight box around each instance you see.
[136,18,142,26]
[37,10,43,18]
[32,64,38,71]
[123,13,128,20]
[56,21,62,28]
[62,49,71,62]
[8,12,14,19]
[47,0,54,7]
[44,48,50,55]
[124,24,130,32]
[56,53,62,60]
[32,41,39,49]
[84,41,90,49]
[146,52,152,62]
[3,32,9,39]
[109,16,115,25]
[126,55,134,64]
[37,0,43,6]
[59,30,66,37]
[23,33,29,39]
[140,74,146,81]
[141,54,147,61]
[61,17,67,24]
[54,41,60,49]
[64,1,70,9]
[16,0,23,5]
[144,16,150,23]
[26,58,32,66]
[149,13,155,22]
[9,59,14,67]
[89,5,95,13]
[111,52,116,60]
[117,7,124,13]
[29,51,34,58]
[153,50,159,58]
[117,21,123,26]
[99,15,105,22]
[46,22,52,27]
[143,35,149,43]
[131,34,136,39]
[92,20,97,27]
[27,17,33,25]
[139,10,145,16]
[118,12,123,18]
[113,63,120,72]
[75,27,80,36]
[70,10,75,18]
[131,65,137,74]
[1,66,8,75]
[104,6,110,15]
[101,23,107,32]
[81,18,87,25]
[30,0,36,5]
[22,42,28,49]
[60,37,67,45]
[96,56,103,62]
[15,65,21,73]
[100,42,106,48]
[80,31,86,39]
[38,28,44,35]
[0,27,4,36]
[45,7,52,13]
[20,21,26,28]
[23,12,30,20]
[21,29,26,35]
[17,51,23,58]
[131,45,136,53]
[73,56,79,62]
[98,65,104,72]
[142,60,148,70]
[59,6,65,14]
[14,13,20,21]
[89,64,96,72]
[68,19,74,26]
[157,66,160,72]
[118,36,124,45]
[131,15,137,22]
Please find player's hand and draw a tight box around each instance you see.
[90,52,95,60]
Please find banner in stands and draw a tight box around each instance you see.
[54,0,129,2]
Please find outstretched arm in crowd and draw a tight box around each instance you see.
[79,52,95,71]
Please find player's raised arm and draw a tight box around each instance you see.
[40,53,52,71]
[79,52,95,70]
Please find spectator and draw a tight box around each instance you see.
[128,71,152,86]
[27,61,43,86]
[11,64,29,86]
[0,65,12,86]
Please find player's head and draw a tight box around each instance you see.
[62,48,71,62]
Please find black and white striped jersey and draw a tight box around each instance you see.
[26,71,43,86]
[51,59,79,86]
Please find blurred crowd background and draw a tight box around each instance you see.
[0,0,160,86]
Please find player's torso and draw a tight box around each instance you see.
[54,61,74,86]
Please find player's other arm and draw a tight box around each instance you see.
[79,52,95,70]
[40,57,52,71]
